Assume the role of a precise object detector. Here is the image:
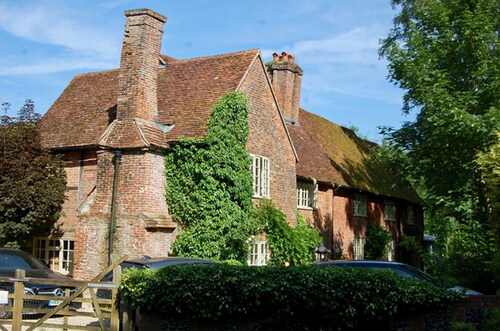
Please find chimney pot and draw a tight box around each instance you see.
[267,51,303,124]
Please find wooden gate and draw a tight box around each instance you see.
[0,255,130,331]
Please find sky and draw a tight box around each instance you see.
[0,0,413,142]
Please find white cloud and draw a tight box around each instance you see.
[0,3,119,60]
[263,24,387,65]
[0,57,116,76]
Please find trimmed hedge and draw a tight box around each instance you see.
[120,265,463,329]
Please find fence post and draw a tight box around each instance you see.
[12,269,25,331]
[111,262,122,331]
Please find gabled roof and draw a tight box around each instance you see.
[38,49,259,149]
[288,109,422,203]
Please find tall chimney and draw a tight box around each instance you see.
[266,52,303,124]
[117,9,167,123]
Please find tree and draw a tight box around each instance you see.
[165,92,255,262]
[379,0,499,293]
[0,100,66,248]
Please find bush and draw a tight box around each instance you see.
[364,222,391,260]
[121,265,463,329]
[253,200,321,266]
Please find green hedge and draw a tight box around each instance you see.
[120,265,463,329]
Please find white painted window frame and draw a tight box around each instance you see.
[353,238,366,260]
[251,154,270,198]
[247,240,270,266]
[33,237,75,275]
[297,181,318,209]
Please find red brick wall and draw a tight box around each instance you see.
[300,185,423,261]
[240,56,297,225]
[73,149,174,279]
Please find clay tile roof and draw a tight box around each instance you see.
[289,109,422,203]
[38,49,259,149]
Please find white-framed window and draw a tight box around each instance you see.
[33,238,74,275]
[387,239,396,261]
[407,205,415,225]
[248,240,270,266]
[297,181,318,209]
[353,238,366,260]
[353,194,368,217]
[251,154,270,198]
[384,201,396,221]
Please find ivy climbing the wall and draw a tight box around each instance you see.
[364,222,392,260]
[253,199,321,266]
[165,92,255,263]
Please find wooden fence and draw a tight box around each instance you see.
[0,256,131,331]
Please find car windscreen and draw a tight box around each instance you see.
[0,252,46,271]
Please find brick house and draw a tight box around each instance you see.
[36,9,422,279]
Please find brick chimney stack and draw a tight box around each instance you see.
[117,9,167,123]
[266,52,303,124]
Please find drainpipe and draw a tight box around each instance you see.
[108,149,122,265]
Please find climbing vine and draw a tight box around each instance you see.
[165,92,255,262]
[364,222,392,260]
[253,199,321,266]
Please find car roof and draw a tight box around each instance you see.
[124,257,219,270]
[312,260,408,266]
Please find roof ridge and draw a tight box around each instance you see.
[167,49,260,64]
[74,68,120,77]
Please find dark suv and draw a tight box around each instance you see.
[312,260,482,295]
[0,248,81,318]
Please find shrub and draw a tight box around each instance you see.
[121,265,463,329]
[364,222,391,260]
[253,200,321,266]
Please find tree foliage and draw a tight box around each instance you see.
[364,222,392,260]
[0,100,66,248]
[165,92,255,262]
[253,200,321,266]
[379,0,499,292]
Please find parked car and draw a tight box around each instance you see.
[97,256,219,299]
[0,248,81,319]
[311,260,482,295]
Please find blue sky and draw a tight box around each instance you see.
[0,0,412,141]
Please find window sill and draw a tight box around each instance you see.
[298,206,314,210]
[353,214,368,218]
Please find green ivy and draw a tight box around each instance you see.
[121,265,463,329]
[165,92,255,262]
[364,222,392,260]
[253,200,321,266]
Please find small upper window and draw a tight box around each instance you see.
[297,181,318,209]
[407,205,415,225]
[353,194,368,217]
[250,154,270,198]
[384,201,396,222]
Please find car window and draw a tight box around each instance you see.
[0,253,46,271]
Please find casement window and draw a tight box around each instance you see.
[407,205,415,225]
[297,181,318,209]
[387,240,396,261]
[247,240,270,266]
[384,201,396,221]
[251,154,270,198]
[33,238,74,275]
[353,238,366,260]
[353,194,368,217]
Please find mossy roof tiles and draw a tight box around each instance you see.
[289,109,422,203]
